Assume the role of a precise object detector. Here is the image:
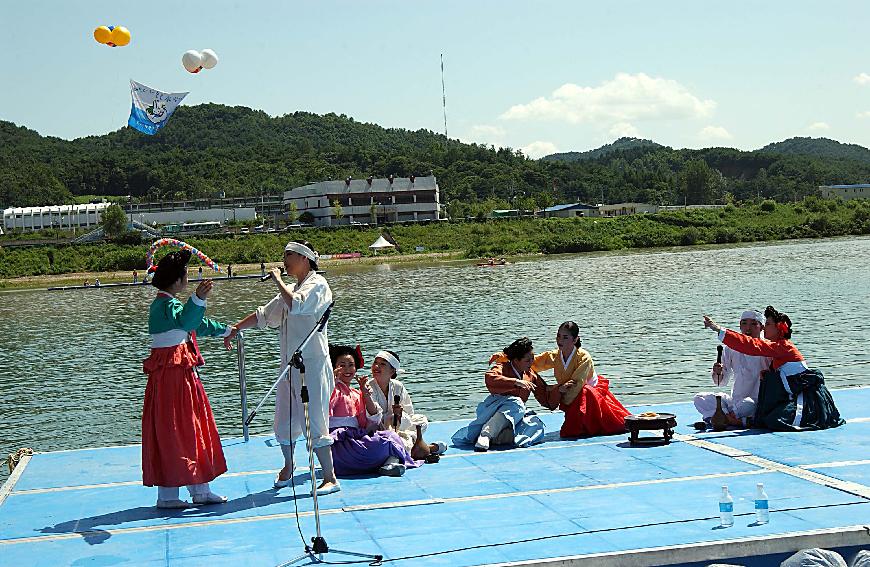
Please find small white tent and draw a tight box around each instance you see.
[368,235,395,253]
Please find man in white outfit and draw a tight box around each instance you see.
[233,240,340,494]
[694,310,771,429]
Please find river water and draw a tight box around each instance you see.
[1,236,868,484]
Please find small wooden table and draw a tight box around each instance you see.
[624,413,677,446]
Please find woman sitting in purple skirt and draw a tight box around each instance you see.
[328,345,420,477]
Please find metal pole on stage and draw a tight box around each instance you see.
[237,331,249,442]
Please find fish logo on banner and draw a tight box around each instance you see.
[128,80,188,135]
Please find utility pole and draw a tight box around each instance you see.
[441,54,448,139]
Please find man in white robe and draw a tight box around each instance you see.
[234,241,339,494]
[694,309,771,428]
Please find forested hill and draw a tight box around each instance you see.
[542,137,664,162]
[760,137,870,162]
[3,104,870,216]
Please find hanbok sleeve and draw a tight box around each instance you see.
[714,347,734,387]
[164,296,206,332]
[485,364,523,396]
[354,391,368,429]
[328,387,341,417]
[255,294,285,329]
[560,349,596,404]
[397,381,416,431]
[532,373,560,410]
[195,316,229,338]
[569,349,596,385]
[532,350,557,373]
[365,407,382,430]
[362,383,383,430]
[721,329,800,360]
[289,276,331,316]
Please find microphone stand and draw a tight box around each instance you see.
[246,300,382,566]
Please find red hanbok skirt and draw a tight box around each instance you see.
[142,342,227,487]
[559,376,630,438]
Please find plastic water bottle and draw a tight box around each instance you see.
[719,485,734,527]
[755,483,769,524]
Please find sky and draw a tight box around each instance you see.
[2,1,870,157]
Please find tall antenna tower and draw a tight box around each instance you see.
[440,53,448,139]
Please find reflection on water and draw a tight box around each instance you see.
[1,236,868,483]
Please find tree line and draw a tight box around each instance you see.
[3,104,870,214]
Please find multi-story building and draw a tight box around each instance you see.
[283,175,440,227]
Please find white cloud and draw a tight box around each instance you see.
[463,124,507,147]
[520,141,558,159]
[609,122,640,138]
[853,73,870,85]
[807,121,830,131]
[857,111,870,119]
[699,125,733,140]
[500,72,716,125]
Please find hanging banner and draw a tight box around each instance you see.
[128,80,188,135]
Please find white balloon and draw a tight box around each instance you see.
[200,49,219,70]
[182,50,203,73]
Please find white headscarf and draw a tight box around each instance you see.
[740,310,764,324]
[375,350,404,374]
[285,241,319,263]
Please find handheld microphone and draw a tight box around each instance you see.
[392,394,401,429]
[716,345,723,364]
[260,270,285,282]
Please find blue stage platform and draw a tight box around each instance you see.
[2,388,869,566]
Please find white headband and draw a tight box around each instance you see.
[740,310,764,324]
[284,242,319,263]
[375,351,404,374]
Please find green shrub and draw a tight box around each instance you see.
[680,227,703,245]
[760,200,776,212]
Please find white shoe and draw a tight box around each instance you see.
[316,482,341,495]
[192,492,227,505]
[156,499,191,509]
[474,435,490,452]
[273,473,293,489]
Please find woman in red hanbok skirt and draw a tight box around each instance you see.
[532,321,630,437]
[143,250,236,508]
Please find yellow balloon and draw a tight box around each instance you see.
[110,26,131,47]
[93,26,111,44]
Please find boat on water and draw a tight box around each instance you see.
[476,258,509,267]
[3,386,869,566]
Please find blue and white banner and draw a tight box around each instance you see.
[128,80,188,135]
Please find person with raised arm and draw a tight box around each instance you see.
[142,249,237,509]
[703,306,844,431]
[232,240,340,494]
[694,310,771,429]
[327,345,420,477]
